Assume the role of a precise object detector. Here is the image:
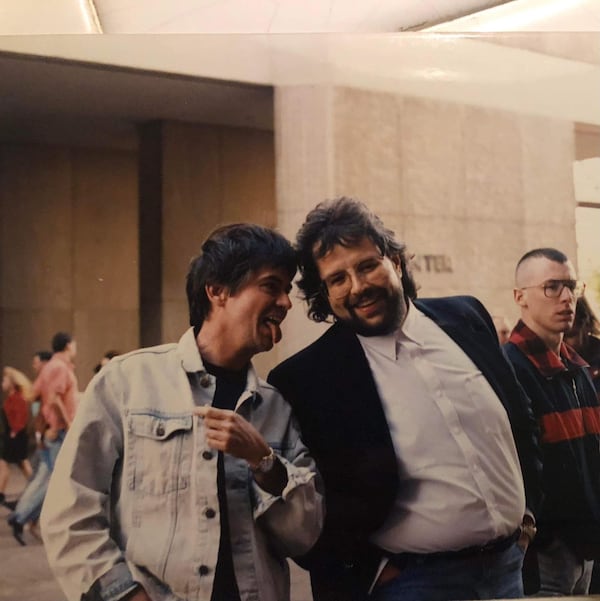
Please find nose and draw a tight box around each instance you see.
[278,290,292,311]
[348,271,368,295]
[559,285,576,301]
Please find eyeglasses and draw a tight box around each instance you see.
[519,279,586,299]
[321,255,387,299]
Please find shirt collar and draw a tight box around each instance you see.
[177,327,261,395]
[398,299,423,345]
[357,299,421,360]
[508,319,588,377]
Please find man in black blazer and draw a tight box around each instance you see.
[268,198,542,601]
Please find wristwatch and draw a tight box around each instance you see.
[249,447,275,473]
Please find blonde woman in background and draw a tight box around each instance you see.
[0,367,33,507]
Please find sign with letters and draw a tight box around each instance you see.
[411,254,453,273]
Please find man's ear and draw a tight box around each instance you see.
[205,283,228,307]
[514,287,526,307]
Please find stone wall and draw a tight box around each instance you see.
[275,85,577,364]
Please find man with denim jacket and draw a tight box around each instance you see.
[505,247,600,595]
[41,224,324,601]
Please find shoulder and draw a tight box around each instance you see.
[415,295,495,330]
[271,323,357,375]
[39,359,70,385]
[111,343,178,367]
[96,342,180,386]
[503,342,533,372]
[45,358,66,374]
[415,295,488,316]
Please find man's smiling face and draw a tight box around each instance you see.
[315,236,407,336]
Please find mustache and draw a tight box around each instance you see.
[346,286,387,310]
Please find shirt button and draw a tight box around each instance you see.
[202,450,214,461]
[205,508,216,519]
[156,424,165,437]
[198,565,210,576]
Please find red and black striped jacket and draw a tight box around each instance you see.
[505,320,600,548]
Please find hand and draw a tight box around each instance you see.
[517,529,531,552]
[517,515,537,552]
[194,406,270,465]
[9,431,16,439]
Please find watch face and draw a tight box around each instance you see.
[258,453,275,473]
[252,448,275,473]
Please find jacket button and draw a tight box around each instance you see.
[198,565,210,576]
[205,508,216,519]
[202,451,214,461]
[156,424,165,437]
[200,375,211,388]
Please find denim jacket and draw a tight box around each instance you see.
[41,328,324,601]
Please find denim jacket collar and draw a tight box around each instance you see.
[177,327,262,409]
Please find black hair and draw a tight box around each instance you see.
[295,197,417,322]
[34,350,52,362]
[516,248,569,272]
[570,296,600,341]
[186,223,296,329]
[51,332,72,353]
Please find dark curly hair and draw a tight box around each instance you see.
[186,223,296,328]
[567,295,600,352]
[295,197,417,322]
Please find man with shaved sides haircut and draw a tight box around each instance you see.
[505,247,600,595]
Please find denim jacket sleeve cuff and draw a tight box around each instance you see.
[251,455,316,517]
[85,562,139,601]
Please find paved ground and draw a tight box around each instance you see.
[0,464,312,601]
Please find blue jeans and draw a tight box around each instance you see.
[11,432,64,525]
[535,536,594,596]
[373,543,525,601]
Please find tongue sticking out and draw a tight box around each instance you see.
[265,318,282,344]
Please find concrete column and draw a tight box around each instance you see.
[0,143,139,386]
[138,120,277,375]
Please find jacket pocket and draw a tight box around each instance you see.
[126,412,193,496]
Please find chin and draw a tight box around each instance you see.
[352,316,398,337]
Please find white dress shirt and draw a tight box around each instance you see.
[360,302,525,554]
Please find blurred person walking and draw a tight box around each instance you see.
[93,349,121,374]
[29,350,52,453]
[6,331,78,545]
[31,350,52,376]
[0,367,33,507]
[564,296,600,396]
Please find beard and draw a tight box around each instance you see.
[341,285,406,337]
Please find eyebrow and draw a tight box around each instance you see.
[259,274,292,293]
[322,254,383,278]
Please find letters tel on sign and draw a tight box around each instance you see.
[411,254,453,273]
